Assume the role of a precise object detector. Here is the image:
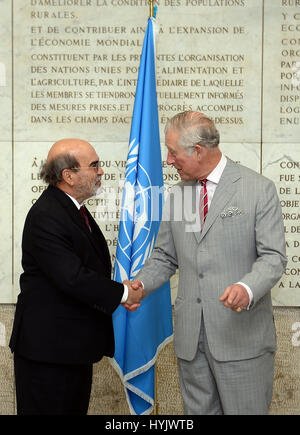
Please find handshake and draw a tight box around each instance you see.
[122,280,145,312]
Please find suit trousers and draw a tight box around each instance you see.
[177,318,275,415]
[14,353,93,415]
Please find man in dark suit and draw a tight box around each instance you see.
[9,138,143,415]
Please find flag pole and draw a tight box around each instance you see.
[149,0,154,17]
[148,0,158,415]
[112,1,173,415]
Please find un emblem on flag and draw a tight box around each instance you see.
[119,139,161,277]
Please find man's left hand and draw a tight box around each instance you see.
[219,284,250,312]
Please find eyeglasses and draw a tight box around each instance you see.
[70,161,100,171]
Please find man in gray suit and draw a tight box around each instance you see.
[128,111,287,415]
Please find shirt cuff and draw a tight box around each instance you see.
[237,282,253,310]
[121,284,128,303]
[121,281,144,303]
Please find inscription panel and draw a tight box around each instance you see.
[0,142,12,303]
[156,0,263,143]
[263,143,300,306]
[0,0,12,302]
[0,0,12,140]
[1,0,299,304]
[263,0,300,142]
[14,0,262,143]
[263,0,300,305]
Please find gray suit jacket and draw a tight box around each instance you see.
[136,158,287,362]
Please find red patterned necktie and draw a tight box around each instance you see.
[199,179,208,230]
[80,206,91,232]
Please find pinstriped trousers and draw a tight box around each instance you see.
[177,318,275,415]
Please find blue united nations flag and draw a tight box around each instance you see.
[112,15,173,415]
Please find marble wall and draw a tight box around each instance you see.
[0,0,300,305]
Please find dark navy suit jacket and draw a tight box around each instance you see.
[10,185,124,364]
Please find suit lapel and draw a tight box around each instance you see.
[84,207,112,272]
[47,186,111,271]
[181,181,202,243]
[195,159,241,243]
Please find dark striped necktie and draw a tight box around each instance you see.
[80,205,91,232]
[200,179,208,230]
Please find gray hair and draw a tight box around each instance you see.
[165,111,220,155]
[40,153,80,186]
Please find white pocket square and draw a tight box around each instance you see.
[220,206,244,218]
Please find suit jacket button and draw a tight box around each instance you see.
[197,298,201,304]
[199,273,204,278]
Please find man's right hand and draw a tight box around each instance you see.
[122,280,145,312]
